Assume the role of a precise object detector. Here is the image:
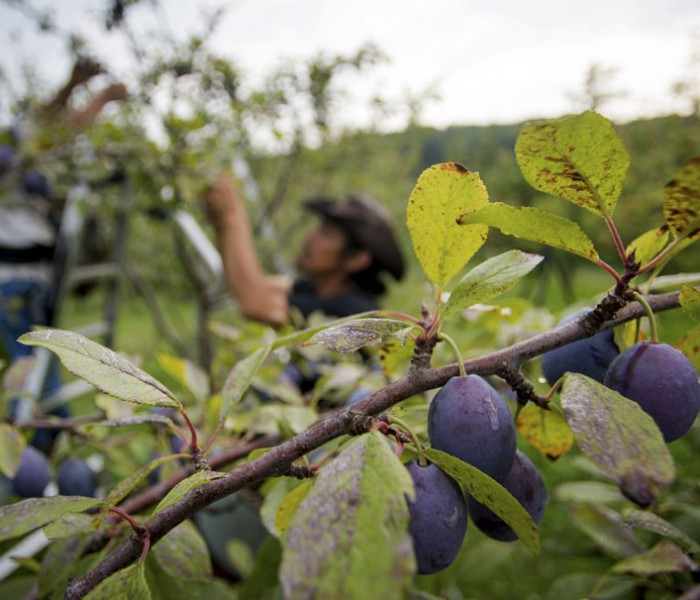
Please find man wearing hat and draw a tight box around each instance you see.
[204,171,405,327]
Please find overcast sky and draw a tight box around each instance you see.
[1,0,699,130]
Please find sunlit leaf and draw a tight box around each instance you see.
[560,374,675,507]
[280,431,415,599]
[105,454,182,508]
[458,203,599,262]
[0,422,26,478]
[379,336,416,379]
[554,481,625,504]
[306,318,414,354]
[680,284,700,321]
[407,162,489,287]
[425,448,539,554]
[625,226,670,267]
[151,520,212,582]
[152,470,225,515]
[611,540,698,576]
[19,329,180,409]
[0,497,102,542]
[85,562,151,599]
[43,513,96,540]
[516,404,574,460]
[676,323,700,370]
[275,481,313,539]
[515,111,629,217]
[157,353,210,402]
[664,156,700,238]
[442,250,543,319]
[220,345,271,424]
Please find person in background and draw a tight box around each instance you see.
[203,171,405,328]
[0,57,128,453]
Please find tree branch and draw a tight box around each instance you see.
[65,290,684,598]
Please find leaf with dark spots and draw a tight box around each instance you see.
[664,156,700,238]
[84,562,151,599]
[612,540,698,577]
[515,111,629,218]
[560,374,675,507]
[151,521,212,582]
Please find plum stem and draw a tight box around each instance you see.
[632,291,659,343]
[388,415,427,467]
[437,332,466,377]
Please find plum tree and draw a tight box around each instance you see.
[541,309,619,385]
[467,450,549,542]
[428,375,517,480]
[405,460,468,574]
[57,458,98,497]
[345,388,372,406]
[10,446,51,498]
[603,341,700,442]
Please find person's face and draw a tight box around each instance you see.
[297,220,350,276]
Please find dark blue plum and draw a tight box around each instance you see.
[604,341,700,442]
[57,458,98,497]
[541,309,619,385]
[467,450,549,542]
[279,360,321,393]
[0,144,16,175]
[21,170,51,197]
[428,375,517,481]
[405,460,468,574]
[11,446,51,498]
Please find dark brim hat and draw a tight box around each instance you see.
[304,193,405,281]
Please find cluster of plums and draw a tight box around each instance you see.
[542,309,700,443]
[1,446,98,500]
[405,375,549,575]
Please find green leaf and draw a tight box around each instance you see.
[516,403,574,460]
[220,345,271,424]
[305,318,414,354]
[156,353,210,402]
[85,562,151,600]
[43,513,97,540]
[560,374,676,507]
[625,226,670,267]
[442,250,543,319]
[407,162,489,287]
[424,448,540,554]
[676,323,700,370]
[0,497,102,542]
[611,540,698,576]
[39,536,90,598]
[0,422,26,478]
[152,470,226,515]
[570,503,646,559]
[279,431,415,600]
[151,520,212,582]
[680,284,700,321]
[105,454,182,508]
[19,329,180,409]
[515,111,630,217]
[458,203,599,262]
[554,481,626,504]
[275,481,313,538]
[622,508,700,554]
[664,156,700,238]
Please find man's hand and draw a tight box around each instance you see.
[70,57,104,87]
[204,172,245,230]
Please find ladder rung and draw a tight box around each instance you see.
[68,263,120,285]
[41,380,95,411]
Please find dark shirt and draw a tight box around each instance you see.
[287,278,378,320]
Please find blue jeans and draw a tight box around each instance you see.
[0,279,67,453]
